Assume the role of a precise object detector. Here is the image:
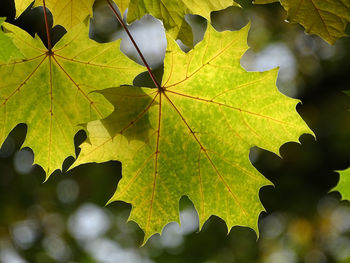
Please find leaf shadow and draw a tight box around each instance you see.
[3,1,67,48]
[133,66,163,89]
[96,85,157,143]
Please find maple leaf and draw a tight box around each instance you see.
[124,0,240,47]
[72,24,313,244]
[14,0,33,17]
[334,168,350,200]
[254,0,350,44]
[32,0,96,31]
[0,18,24,62]
[0,21,144,177]
[114,0,130,14]
[14,0,95,30]
[15,0,238,42]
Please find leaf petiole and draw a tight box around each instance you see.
[106,0,162,91]
[42,0,52,51]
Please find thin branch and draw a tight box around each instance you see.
[106,0,162,90]
[42,0,52,51]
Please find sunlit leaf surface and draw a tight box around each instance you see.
[14,0,33,17]
[0,18,24,62]
[335,168,350,200]
[0,22,144,177]
[124,0,239,47]
[32,0,96,31]
[73,24,312,244]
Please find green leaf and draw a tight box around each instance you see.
[0,18,24,62]
[334,168,350,200]
[14,0,33,17]
[73,24,312,244]
[33,0,96,31]
[282,0,350,44]
[255,0,350,44]
[0,21,144,177]
[125,0,239,47]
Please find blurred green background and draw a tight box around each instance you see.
[1,0,350,262]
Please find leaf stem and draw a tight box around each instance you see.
[106,0,162,90]
[42,0,52,51]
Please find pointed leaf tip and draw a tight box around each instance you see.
[0,21,145,179]
[334,168,350,200]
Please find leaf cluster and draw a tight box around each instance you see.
[0,0,349,244]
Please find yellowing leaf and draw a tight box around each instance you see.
[0,22,144,177]
[0,18,24,62]
[14,0,33,17]
[114,0,130,14]
[33,0,96,30]
[126,0,239,47]
[73,24,312,243]
[24,0,239,42]
[255,0,350,44]
[334,168,350,200]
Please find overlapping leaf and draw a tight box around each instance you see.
[254,0,350,44]
[120,0,239,47]
[73,24,312,243]
[0,22,144,177]
[0,18,24,62]
[14,0,238,45]
[114,0,130,14]
[14,0,95,30]
[33,0,96,31]
[334,168,350,200]
[14,0,33,17]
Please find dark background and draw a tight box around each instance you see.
[1,0,350,262]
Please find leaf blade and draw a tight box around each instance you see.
[334,168,350,200]
[14,0,33,17]
[0,18,24,62]
[74,24,313,244]
[126,0,238,47]
[33,0,95,31]
[254,0,350,44]
[0,22,144,177]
